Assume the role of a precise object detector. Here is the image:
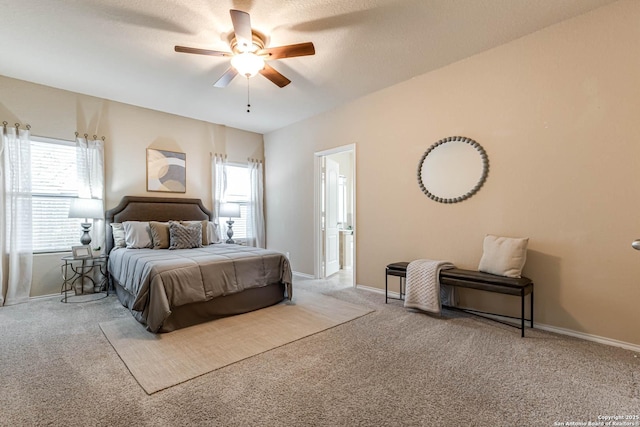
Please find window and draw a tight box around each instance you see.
[224,164,252,240]
[30,136,84,253]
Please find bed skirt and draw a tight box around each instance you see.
[114,280,286,333]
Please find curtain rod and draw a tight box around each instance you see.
[247,157,263,163]
[75,131,106,141]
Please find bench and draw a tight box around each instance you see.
[385,262,534,337]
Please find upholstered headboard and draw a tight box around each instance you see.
[105,196,212,253]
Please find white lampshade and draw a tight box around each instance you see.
[219,202,241,218]
[230,52,265,77]
[68,198,104,220]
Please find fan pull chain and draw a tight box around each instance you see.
[246,76,251,113]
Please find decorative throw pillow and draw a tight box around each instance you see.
[149,221,171,249]
[110,223,126,249]
[478,235,529,278]
[122,221,153,249]
[169,221,203,250]
[181,220,210,245]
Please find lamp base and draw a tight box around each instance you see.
[226,220,235,244]
[80,222,92,245]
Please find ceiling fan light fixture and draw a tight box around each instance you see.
[175,9,314,89]
[230,52,265,78]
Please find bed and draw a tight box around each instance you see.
[105,196,292,333]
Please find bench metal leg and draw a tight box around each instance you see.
[530,289,534,328]
[521,292,525,337]
[385,268,388,304]
[385,268,406,303]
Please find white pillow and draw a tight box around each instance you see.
[122,221,152,249]
[110,223,126,249]
[478,234,529,278]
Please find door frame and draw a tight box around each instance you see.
[313,143,356,284]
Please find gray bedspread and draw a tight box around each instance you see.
[108,244,292,332]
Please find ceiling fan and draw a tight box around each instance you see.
[175,9,315,89]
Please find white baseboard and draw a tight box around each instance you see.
[293,271,315,279]
[29,293,61,301]
[532,323,640,353]
[355,285,640,353]
[356,283,394,296]
[451,307,640,353]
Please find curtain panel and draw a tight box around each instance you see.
[247,159,265,248]
[0,125,33,306]
[211,154,227,242]
[75,136,105,252]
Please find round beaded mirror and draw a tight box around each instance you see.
[417,136,489,203]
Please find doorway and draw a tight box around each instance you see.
[314,144,356,287]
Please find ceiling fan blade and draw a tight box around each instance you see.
[213,67,239,88]
[260,42,315,60]
[175,45,231,57]
[230,9,253,52]
[259,63,291,88]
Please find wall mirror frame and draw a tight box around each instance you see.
[417,136,489,204]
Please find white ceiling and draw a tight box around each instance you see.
[0,0,617,134]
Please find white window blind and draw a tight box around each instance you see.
[30,136,83,253]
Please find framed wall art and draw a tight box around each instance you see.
[146,148,186,193]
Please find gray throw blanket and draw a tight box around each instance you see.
[404,259,455,314]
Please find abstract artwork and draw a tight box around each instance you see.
[146,148,186,193]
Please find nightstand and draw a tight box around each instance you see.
[60,254,109,303]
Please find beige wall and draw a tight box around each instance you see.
[0,76,263,297]
[264,0,640,346]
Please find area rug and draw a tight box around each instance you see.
[99,290,373,394]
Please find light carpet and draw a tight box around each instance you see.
[99,289,373,394]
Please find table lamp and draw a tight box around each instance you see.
[68,198,104,245]
[219,202,241,244]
